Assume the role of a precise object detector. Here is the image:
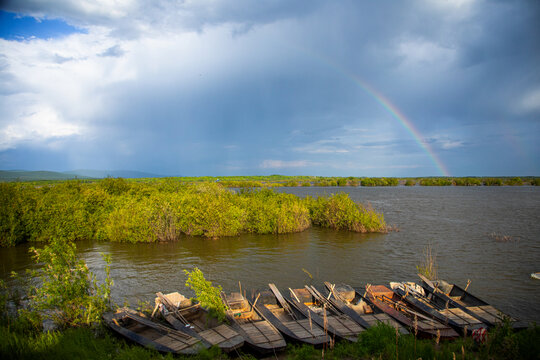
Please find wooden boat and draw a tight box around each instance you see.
[288,285,366,342]
[324,282,408,334]
[154,292,244,353]
[221,292,286,354]
[389,281,485,334]
[365,284,459,339]
[253,284,329,346]
[418,274,527,329]
[103,307,206,354]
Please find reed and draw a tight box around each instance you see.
[416,243,438,280]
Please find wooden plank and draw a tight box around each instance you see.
[268,283,296,320]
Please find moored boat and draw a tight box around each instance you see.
[390,281,486,334]
[324,282,408,334]
[103,307,206,355]
[253,284,329,346]
[365,284,459,339]
[288,286,365,342]
[221,292,287,354]
[418,274,527,329]
[154,292,244,353]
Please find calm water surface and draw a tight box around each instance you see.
[1,186,539,322]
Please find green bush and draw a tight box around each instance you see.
[29,238,112,328]
[184,268,227,322]
[453,177,482,186]
[404,179,416,186]
[483,178,503,186]
[361,177,398,186]
[307,193,386,233]
[505,177,523,186]
[419,177,453,186]
[1,180,389,245]
[0,184,32,246]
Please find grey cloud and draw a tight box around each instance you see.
[1,1,539,176]
[98,45,124,57]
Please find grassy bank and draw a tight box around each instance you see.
[1,316,538,360]
[0,180,387,247]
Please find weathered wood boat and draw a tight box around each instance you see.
[253,284,329,346]
[221,292,286,354]
[103,307,206,354]
[154,292,244,353]
[324,282,408,334]
[389,281,485,334]
[418,274,527,329]
[288,286,365,342]
[365,284,459,339]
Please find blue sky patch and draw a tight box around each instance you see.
[0,11,85,40]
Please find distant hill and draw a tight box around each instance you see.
[0,170,91,182]
[0,169,164,182]
[64,169,163,179]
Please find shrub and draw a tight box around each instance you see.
[505,177,523,186]
[29,238,112,328]
[483,178,503,186]
[404,179,416,186]
[101,197,155,242]
[184,268,227,322]
[307,193,386,233]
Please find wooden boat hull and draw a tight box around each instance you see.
[365,285,458,339]
[390,282,484,335]
[155,292,244,353]
[103,307,206,355]
[418,274,527,330]
[289,286,365,342]
[323,282,409,335]
[222,292,286,354]
[255,285,329,346]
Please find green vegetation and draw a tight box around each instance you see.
[184,268,227,322]
[29,238,113,328]
[1,241,539,359]
[0,180,387,246]
[416,244,438,280]
[404,178,416,186]
[419,177,454,186]
[360,177,399,186]
[285,322,540,360]
[307,193,387,233]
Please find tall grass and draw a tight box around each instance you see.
[416,243,438,280]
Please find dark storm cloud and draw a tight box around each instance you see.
[0,1,538,176]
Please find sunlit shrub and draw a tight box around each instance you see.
[30,238,112,328]
[307,193,386,233]
[184,268,227,322]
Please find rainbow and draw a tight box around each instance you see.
[296,47,451,176]
[351,76,451,177]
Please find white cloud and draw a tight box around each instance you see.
[397,38,456,68]
[516,88,540,114]
[427,135,465,150]
[260,160,315,169]
[0,105,82,150]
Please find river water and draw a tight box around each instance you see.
[1,186,539,323]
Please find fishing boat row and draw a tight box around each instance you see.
[102,274,525,355]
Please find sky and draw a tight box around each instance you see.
[0,0,538,177]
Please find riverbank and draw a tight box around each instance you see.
[2,232,539,359]
[1,316,538,360]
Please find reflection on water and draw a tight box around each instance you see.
[1,186,539,323]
